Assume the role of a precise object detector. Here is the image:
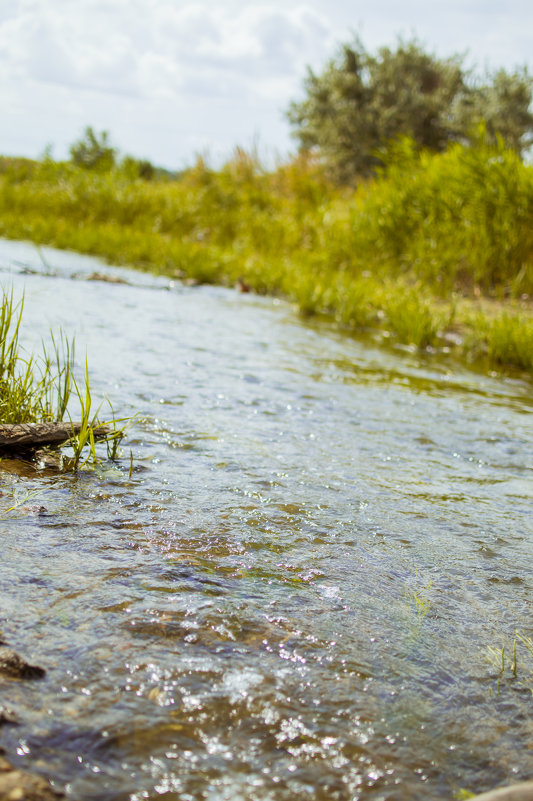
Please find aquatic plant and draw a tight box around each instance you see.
[0,287,126,469]
[0,289,70,424]
[404,574,433,618]
[0,138,531,374]
[0,486,45,517]
[486,630,533,695]
[515,631,533,661]
[68,360,128,469]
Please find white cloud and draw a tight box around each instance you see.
[1,0,532,167]
[147,3,333,105]
[0,1,332,101]
[0,0,335,165]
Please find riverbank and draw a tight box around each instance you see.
[0,138,532,375]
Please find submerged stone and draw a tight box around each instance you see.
[471,784,533,801]
[0,706,17,726]
[0,648,46,680]
[0,760,64,800]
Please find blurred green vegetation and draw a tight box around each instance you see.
[69,126,117,172]
[0,134,531,374]
[287,37,533,183]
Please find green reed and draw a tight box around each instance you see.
[0,287,126,468]
[0,139,531,373]
[0,288,70,423]
[486,630,533,696]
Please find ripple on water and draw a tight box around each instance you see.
[0,238,532,800]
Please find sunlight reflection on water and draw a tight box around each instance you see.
[0,239,532,800]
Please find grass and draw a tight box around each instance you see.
[0,289,71,424]
[0,138,531,375]
[0,286,126,469]
[486,630,533,695]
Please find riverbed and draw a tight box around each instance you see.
[0,238,532,801]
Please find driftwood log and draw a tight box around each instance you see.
[0,422,111,451]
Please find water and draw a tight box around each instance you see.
[0,239,532,801]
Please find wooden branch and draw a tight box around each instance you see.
[0,422,112,450]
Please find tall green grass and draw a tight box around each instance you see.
[0,289,72,423]
[0,139,531,373]
[0,287,126,467]
[351,134,533,296]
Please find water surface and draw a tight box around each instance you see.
[0,239,532,800]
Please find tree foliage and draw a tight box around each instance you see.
[287,38,533,183]
[120,155,156,180]
[69,127,160,179]
[69,126,116,171]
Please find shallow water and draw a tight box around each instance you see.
[0,238,532,801]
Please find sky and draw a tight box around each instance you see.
[1,0,532,170]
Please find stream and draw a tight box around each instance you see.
[0,238,532,801]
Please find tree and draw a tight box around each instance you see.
[121,155,155,180]
[287,38,533,183]
[69,126,116,171]
[454,68,533,154]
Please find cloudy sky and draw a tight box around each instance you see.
[1,0,532,169]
